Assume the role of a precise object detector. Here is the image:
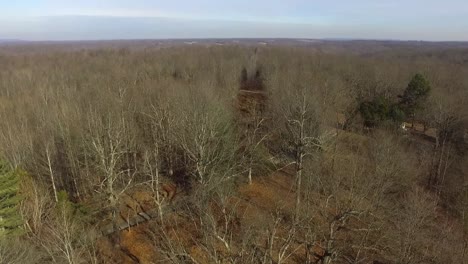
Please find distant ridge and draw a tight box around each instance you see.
[0,39,28,44]
[1,38,468,57]
[1,38,467,44]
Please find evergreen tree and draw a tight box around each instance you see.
[399,73,431,124]
[0,160,23,236]
[359,96,405,128]
[240,67,248,87]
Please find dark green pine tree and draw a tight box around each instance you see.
[0,160,23,236]
[399,73,431,124]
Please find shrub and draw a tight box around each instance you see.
[359,96,406,127]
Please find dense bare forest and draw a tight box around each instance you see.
[0,43,467,263]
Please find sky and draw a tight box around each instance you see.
[0,0,467,41]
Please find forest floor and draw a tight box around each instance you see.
[97,169,301,264]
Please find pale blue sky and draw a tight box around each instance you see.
[0,0,467,41]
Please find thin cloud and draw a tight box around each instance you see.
[45,8,183,19]
[0,0,467,41]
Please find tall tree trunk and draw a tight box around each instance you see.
[46,147,59,203]
[295,152,303,224]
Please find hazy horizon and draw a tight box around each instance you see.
[1,1,468,41]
